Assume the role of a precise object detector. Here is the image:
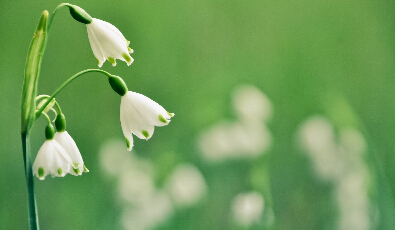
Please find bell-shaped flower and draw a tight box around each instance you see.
[120,91,174,151]
[86,18,134,67]
[54,131,89,175]
[33,139,73,180]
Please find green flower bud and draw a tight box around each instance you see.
[21,10,48,134]
[45,124,55,140]
[67,4,93,24]
[55,114,66,132]
[109,76,128,96]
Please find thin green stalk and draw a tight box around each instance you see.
[22,132,39,230]
[35,69,114,118]
[42,3,69,53]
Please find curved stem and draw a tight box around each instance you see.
[42,3,71,54]
[22,132,39,230]
[35,69,113,118]
[35,95,61,118]
[41,112,52,125]
[54,101,62,115]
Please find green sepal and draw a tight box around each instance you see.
[55,113,66,132]
[45,124,55,140]
[67,4,93,24]
[109,76,128,96]
[21,11,48,134]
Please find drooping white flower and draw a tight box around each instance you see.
[86,18,134,67]
[33,140,73,180]
[120,91,174,151]
[54,131,89,175]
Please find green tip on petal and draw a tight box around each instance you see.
[108,57,116,66]
[167,111,175,117]
[122,53,132,63]
[57,168,63,176]
[97,59,100,66]
[142,130,149,139]
[38,167,44,178]
[128,47,133,53]
[83,164,89,172]
[159,114,167,123]
[125,137,131,149]
[73,167,81,175]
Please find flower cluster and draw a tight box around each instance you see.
[32,4,174,180]
[33,114,88,180]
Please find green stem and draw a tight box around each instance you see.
[35,69,113,118]
[41,112,52,125]
[42,3,70,55]
[22,132,39,230]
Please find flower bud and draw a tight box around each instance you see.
[21,10,48,133]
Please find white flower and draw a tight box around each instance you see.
[54,131,89,175]
[120,91,174,151]
[86,18,134,67]
[33,140,73,180]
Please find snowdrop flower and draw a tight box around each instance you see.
[65,4,133,67]
[33,124,73,180]
[86,18,134,67]
[54,114,89,175]
[108,75,174,150]
[121,91,174,150]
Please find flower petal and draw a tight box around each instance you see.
[86,24,106,67]
[126,92,172,127]
[33,140,73,180]
[120,106,134,151]
[121,96,155,140]
[86,18,134,66]
[89,19,130,61]
[54,131,85,175]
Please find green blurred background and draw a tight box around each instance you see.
[2,0,395,229]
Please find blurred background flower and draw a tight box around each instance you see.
[2,0,395,229]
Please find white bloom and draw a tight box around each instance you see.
[120,91,174,151]
[33,140,73,180]
[54,131,88,175]
[86,18,134,67]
